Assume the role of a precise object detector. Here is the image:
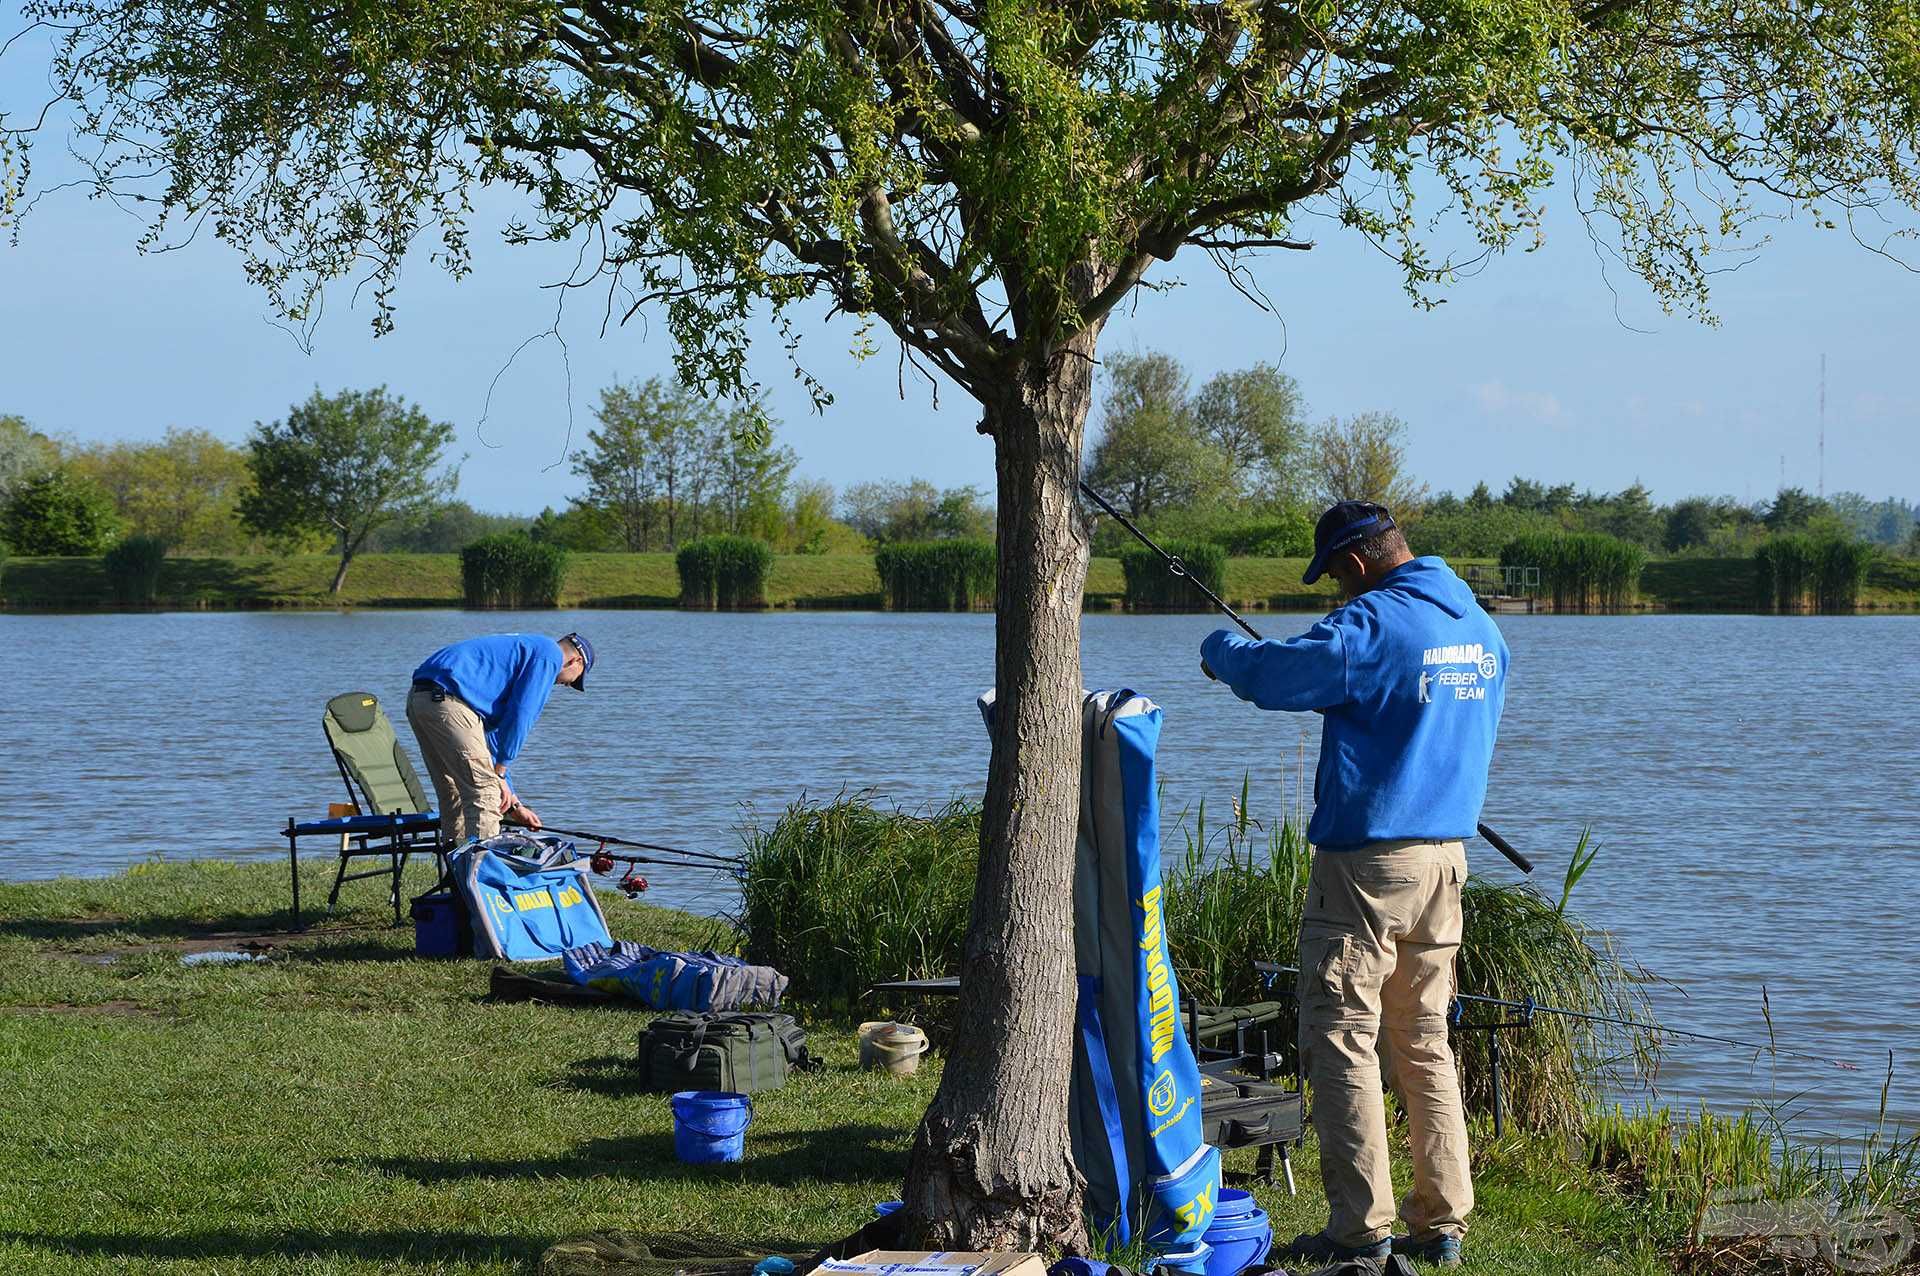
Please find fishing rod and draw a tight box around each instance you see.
[1251,962,1860,1072]
[1080,479,1535,875]
[537,826,745,866]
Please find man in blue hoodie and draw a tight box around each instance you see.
[406,631,595,846]
[1200,502,1508,1269]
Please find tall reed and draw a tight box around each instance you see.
[1754,534,1873,612]
[460,533,568,607]
[739,794,980,1009]
[1500,531,1646,611]
[102,534,167,605]
[676,534,774,609]
[874,539,995,610]
[1120,540,1228,611]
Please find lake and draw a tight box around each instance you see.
[0,608,1913,1137]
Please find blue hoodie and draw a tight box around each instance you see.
[413,634,564,776]
[1199,557,1509,850]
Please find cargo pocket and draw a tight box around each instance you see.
[1297,929,1354,1022]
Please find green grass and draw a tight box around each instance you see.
[0,857,1708,1275]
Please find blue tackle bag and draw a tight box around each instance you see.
[451,832,613,961]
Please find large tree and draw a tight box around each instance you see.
[71,427,255,553]
[8,0,1920,1248]
[1083,350,1226,518]
[239,388,458,592]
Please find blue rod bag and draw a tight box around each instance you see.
[451,832,613,961]
[979,688,1220,1269]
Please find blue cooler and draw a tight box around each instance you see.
[410,892,469,958]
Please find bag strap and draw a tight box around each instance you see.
[1077,975,1134,1247]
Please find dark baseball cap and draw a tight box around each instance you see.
[1302,501,1397,584]
[561,632,595,690]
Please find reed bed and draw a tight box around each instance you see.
[102,533,167,605]
[1754,535,1874,612]
[1120,540,1227,611]
[739,789,1647,1130]
[459,532,568,607]
[739,794,980,1009]
[873,538,995,610]
[1160,795,1652,1133]
[1500,531,1647,611]
[675,534,774,609]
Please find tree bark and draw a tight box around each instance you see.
[901,321,1102,1252]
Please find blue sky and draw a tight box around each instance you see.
[3,23,1915,516]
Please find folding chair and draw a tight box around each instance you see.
[282,691,445,927]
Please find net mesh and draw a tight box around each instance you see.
[539,1231,816,1276]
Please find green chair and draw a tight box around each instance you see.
[282,691,444,926]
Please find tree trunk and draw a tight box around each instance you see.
[901,325,1100,1252]
[330,527,356,594]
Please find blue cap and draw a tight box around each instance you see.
[561,631,595,690]
[1302,501,1397,584]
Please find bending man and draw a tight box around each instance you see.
[1199,502,1508,1269]
[406,631,594,846]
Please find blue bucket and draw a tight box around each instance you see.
[1199,1196,1272,1276]
[873,1201,904,1217]
[1212,1189,1261,1222]
[670,1090,753,1164]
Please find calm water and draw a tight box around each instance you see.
[0,609,1914,1135]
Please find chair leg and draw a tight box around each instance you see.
[390,851,407,926]
[326,847,352,914]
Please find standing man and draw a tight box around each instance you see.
[1199,502,1508,1269]
[406,631,594,846]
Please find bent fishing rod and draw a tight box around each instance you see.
[1079,479,1534,876]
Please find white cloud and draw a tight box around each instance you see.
[1473,380,1568,429]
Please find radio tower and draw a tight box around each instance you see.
[1818,354,1826,500]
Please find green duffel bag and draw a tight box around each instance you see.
[637,1011,815,1094]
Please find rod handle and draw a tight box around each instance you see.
[1476,823,1533,874]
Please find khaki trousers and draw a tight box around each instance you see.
[1297,838,1473,1247]
[405,686,502,847]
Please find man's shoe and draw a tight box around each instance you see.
[1276,1230,1392,1263]
[1391,1232,1463,1267]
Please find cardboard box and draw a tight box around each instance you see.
[814,1251,1048,1276]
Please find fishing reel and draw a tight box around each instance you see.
[587,846,649,896]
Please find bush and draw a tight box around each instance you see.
[1754,534,1873,612]
[460,533,569,607]
[1410,505,1563,559]
[874,538,995,610]
[676,534,774,609]
[1209,512,1314,558]
[102,534,168,605]
[1500,531,1646,611]
[1,469,123,556]
[1120,540,1227,610]
[740,795,980,1009]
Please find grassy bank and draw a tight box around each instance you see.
[5,550,1917,614]
[0,858,1702,1275]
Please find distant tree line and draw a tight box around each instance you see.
[6,367,1917,590]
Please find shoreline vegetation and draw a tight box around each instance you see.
[4,809,1915,1276]
[5,549,1919,614]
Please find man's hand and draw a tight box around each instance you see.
[1200,658,1217,682]
[509,801,543,831]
